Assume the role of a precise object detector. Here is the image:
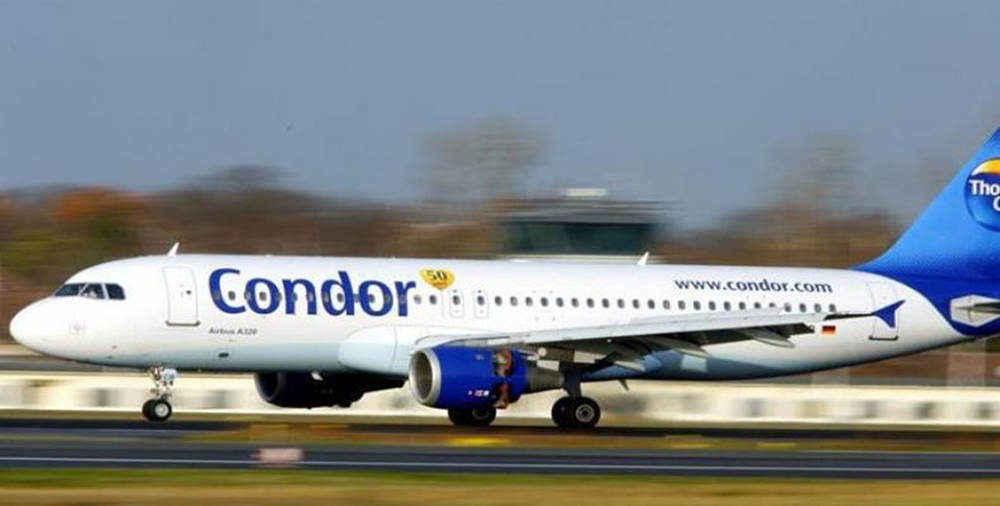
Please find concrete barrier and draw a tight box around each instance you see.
[0,371,998,426]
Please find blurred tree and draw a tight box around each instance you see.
[0,229,80,282]
[198,165,282,192]
[51,187,148,262]
[423,117,544,201]
[0,197,13,243]
[153,165,410,257]
[772,132,857,218]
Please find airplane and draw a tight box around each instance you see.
[10,127,1000,428]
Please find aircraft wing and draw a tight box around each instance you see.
[414,308,844,372]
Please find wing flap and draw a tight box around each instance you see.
[416,309,827,351]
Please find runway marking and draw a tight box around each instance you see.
[1,456,1000,474]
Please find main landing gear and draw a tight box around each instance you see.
[551,396,601,429]
[550,374,601,428]
[142,366,176,422]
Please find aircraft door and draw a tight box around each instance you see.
[867,282,899,341]
[164,267,200,326]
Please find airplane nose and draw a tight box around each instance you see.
[9,302,48,353]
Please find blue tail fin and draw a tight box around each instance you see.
[858,128,1000,336]
[859,128,1000,280]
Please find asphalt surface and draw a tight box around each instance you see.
[2,418,1000,478]
[4,417,999,440]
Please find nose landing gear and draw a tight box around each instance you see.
[142,366,176,422]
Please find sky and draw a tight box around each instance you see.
[1,0,1000,229]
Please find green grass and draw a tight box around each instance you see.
[0,469,998,506]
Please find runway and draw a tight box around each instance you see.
[4,440,1000,478]
[2,418,1000,478]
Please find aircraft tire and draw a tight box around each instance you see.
[142,399,172,422]
[552,397,600,428]
[551,397,575,428]
[568,397,600,428]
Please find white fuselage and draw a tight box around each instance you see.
[9,254,967,382]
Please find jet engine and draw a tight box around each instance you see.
[254,372,402,408]
[408,346,563,409]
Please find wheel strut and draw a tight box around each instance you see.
[143,366,177,422]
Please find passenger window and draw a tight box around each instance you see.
[632,299,640,309]
[526,297,534,307]
[753,302,761,309]
[799,303,807,313]
[647,299,655,310]
[259,291,268,302]
[429,294,438,305]
[814,303,822,312]
[227,291,236,301]
[510,296,518,307]
[81,284,105,299]
[540,297,548,307]
[556,297,564,307]
[414,294,422,305]
[451,295,460,305]
[708,301,716,311]
[105,284,125,300]
[783,303,792,312]
[662,300,670,310]
[571,298,579,308]
[829,303,837,312]
[587,298,595,308]
[738,302,746,310]
[617,299,625,309]
[693,301,701,311]
[602,298,610,308]
[678,300,686,310]
[724,301,731,311]
[494,296,502,306]
[476,295,485,306]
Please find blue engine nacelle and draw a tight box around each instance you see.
[409,346,539,409]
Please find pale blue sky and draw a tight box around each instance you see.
[1,0,999,228]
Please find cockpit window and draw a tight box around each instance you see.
[106,284,125,300]
[52,283,125,300]
[54,282,125,300]
[80,284,105,299]
[54,283,85,297]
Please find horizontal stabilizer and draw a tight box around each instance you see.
[950,295,1000,327]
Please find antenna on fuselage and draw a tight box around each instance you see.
[166,242,180,256]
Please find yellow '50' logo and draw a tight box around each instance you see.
[419,269,455,290]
